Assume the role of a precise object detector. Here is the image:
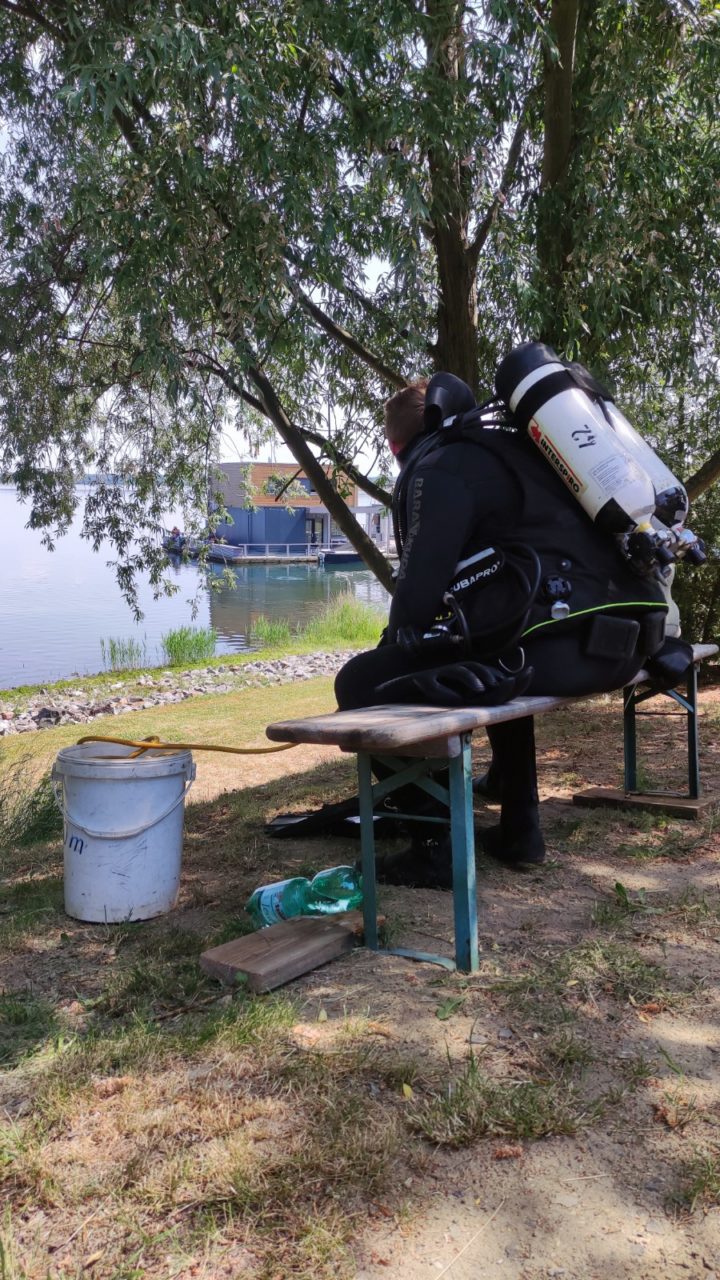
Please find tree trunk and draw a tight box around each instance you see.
[541,0,580,192]
[424,0,479,391]
[432,229,480,391]
[536,0,581,347]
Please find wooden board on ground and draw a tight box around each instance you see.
[199,910,373,992]
[573,786,719,820]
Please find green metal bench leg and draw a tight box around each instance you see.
[623,684,638,792]
[448,734,479,973]
[687,662,700,800]
[356,745,479,972]
[624,663,702,800]
[357,752,379,951]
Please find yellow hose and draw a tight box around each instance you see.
[76,733,298,759]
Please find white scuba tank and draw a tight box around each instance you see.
[495,342,657,536]
[600,399,689,529]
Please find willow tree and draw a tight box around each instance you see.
[1,0,718,613]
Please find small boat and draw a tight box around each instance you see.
[204,543,246,564]
[318,546,365,567]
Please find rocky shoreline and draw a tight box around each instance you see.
[0,651,350,737]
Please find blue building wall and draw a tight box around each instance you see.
[214,505,312,550]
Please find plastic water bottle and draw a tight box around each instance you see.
[309,865,363,914]
[245,866,363,927]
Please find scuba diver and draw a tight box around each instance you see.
[335,352,699,889]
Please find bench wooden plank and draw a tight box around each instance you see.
[265,695,572,751]
[265,644,718,753]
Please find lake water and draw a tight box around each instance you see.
[0,487,390,690]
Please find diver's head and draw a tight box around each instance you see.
[384,379,428,456]
[384,372,476,457]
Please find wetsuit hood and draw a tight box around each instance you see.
[424,372,477,430]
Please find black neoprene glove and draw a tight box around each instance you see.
[377,660,533,708]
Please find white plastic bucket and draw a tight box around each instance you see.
[52,743,196,923]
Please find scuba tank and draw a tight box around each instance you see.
[495,342,706,575]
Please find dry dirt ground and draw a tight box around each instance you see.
[2,683,720,1280]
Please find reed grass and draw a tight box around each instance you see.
[249,597,383,651]
[160,626,218,666]
[251,615,292,647]
[302,594,384,648]
[100,635,148,671]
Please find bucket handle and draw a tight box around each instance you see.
[51,776,194,841]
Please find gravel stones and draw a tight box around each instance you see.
[0,651,349,735]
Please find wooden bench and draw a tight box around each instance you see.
[266,643,717,975]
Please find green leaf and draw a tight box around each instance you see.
[436,997,464,1021]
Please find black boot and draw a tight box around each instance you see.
[479,823,546,869]
[374,835,453,890]
[472,766,502,803]
[482,718,544,869]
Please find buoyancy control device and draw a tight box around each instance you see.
[494,342,706,576]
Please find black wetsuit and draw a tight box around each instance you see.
[335,427,667,858]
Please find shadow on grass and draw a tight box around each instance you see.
[0,990,58,1069]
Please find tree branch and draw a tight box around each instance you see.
[685,448,720,503]
[275,469,304,501]
[6,6,397,538]
[0,0,66,40]
[284,246,408,340]
[297,291,407,390]
[468,113,530,266]
[184,350,392,506]
[245,363,396,590]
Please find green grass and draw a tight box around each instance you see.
[160,626,218,666]
[675,1147,720,1211]
[493,938,690,1024]
[0,876,64,955]
[0,676,338,779]
[548,806,706,864]
[0,1210,31,1280]
[302,594,384,648]
[100,635,148,671]
[407,1053,585,1146]
[0,761,63,849]
[251,615,292,647]
[545,1030,595,1073]
[591,880,663,928]
[39,990,299,1091]
[591,883,720,932]
[0,991,58,1069]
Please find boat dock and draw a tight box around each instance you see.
[163,536,393,567]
